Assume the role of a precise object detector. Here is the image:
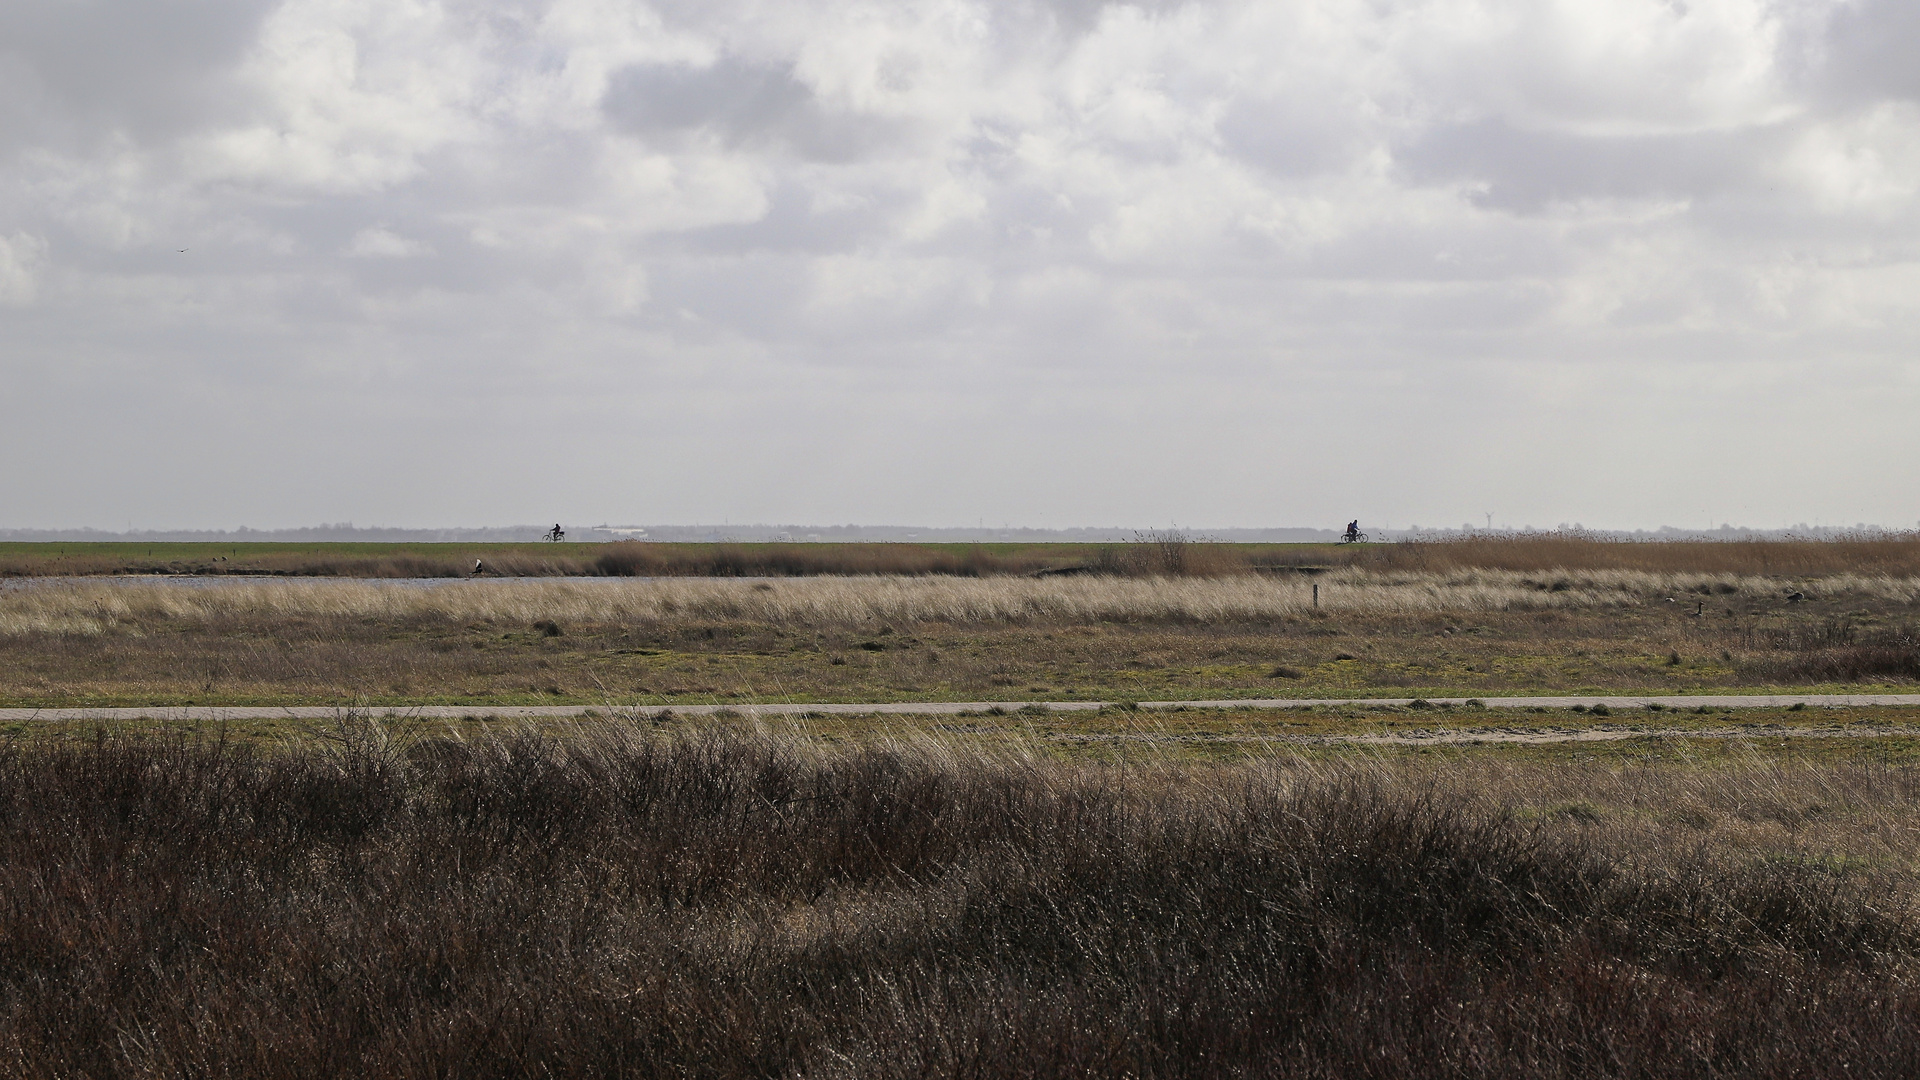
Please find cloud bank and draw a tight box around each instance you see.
[3,0,1917,531]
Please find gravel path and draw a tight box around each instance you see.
[4,693,1920,723]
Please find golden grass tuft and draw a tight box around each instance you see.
[6,569,1920,636]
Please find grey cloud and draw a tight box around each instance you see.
[1216,97,1367,179]
[1019,0,1165,36]
[0,0,272,150]
[602,58,907,162]
[641,0,1152,41]
[1394,117,1792,211]
[672,182,892,256]
[1821,0,1920,104]
[5,0,1920,532]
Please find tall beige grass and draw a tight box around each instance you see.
[7,569,1919,635]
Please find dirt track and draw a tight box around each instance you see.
[5,693,1919,726]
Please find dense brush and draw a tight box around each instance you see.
[3,725,1920,1077]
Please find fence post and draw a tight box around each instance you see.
[1313,582,1319,610]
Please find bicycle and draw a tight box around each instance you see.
[545,525,566,543]
[1339,531,1369,544]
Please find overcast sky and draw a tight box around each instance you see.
[3,0,1917,532]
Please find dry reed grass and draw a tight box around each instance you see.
[0,540,1201,580]
[6,570,1919,637]
[1370,533,1920,576]
[6,724,1920,1077]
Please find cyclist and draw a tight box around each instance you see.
[1344,520,1360,543]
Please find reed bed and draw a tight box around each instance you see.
[5,570,1918,637]
[6,724,1920,1077]
[1370,533,1920,576]
[0,542,1076,580]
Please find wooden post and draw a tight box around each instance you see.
[1313,582,1319,609]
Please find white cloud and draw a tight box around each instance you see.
[344,225,430,257]
[0,231,47,305]
[186,0,490,193]
[1777,101,1920,213]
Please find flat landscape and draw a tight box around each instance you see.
[2,537,1916,710]
[9,536,1920,1077]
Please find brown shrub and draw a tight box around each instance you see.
[1739,622,1920,684]
[11,532,1920,580]
[1367,532,1920,576]
[4,728,1920,1077]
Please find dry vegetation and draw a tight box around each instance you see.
[10,536,1920,1076]
[9,533,1920,580]
[0,538,1262,579]
[6,723,1920,1078]
[7,569,1920,631]
[1363,532,1920,576]
[0,570,1917,707]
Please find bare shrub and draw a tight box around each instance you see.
[1366,531,1920,576]
[1739,621,1920,684]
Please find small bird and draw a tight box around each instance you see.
[1690,601,1704,617]
[472,559,485,576]
[1786,591,1805,603]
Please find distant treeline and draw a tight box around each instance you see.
[0,525,565,543]
[6,522,1907,544]
[4,533,1920,579]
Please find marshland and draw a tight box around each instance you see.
[9,532,1920,579]
[9,723,1920,1077]
[2,556,1917,708]
[9,535,1920,1077]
